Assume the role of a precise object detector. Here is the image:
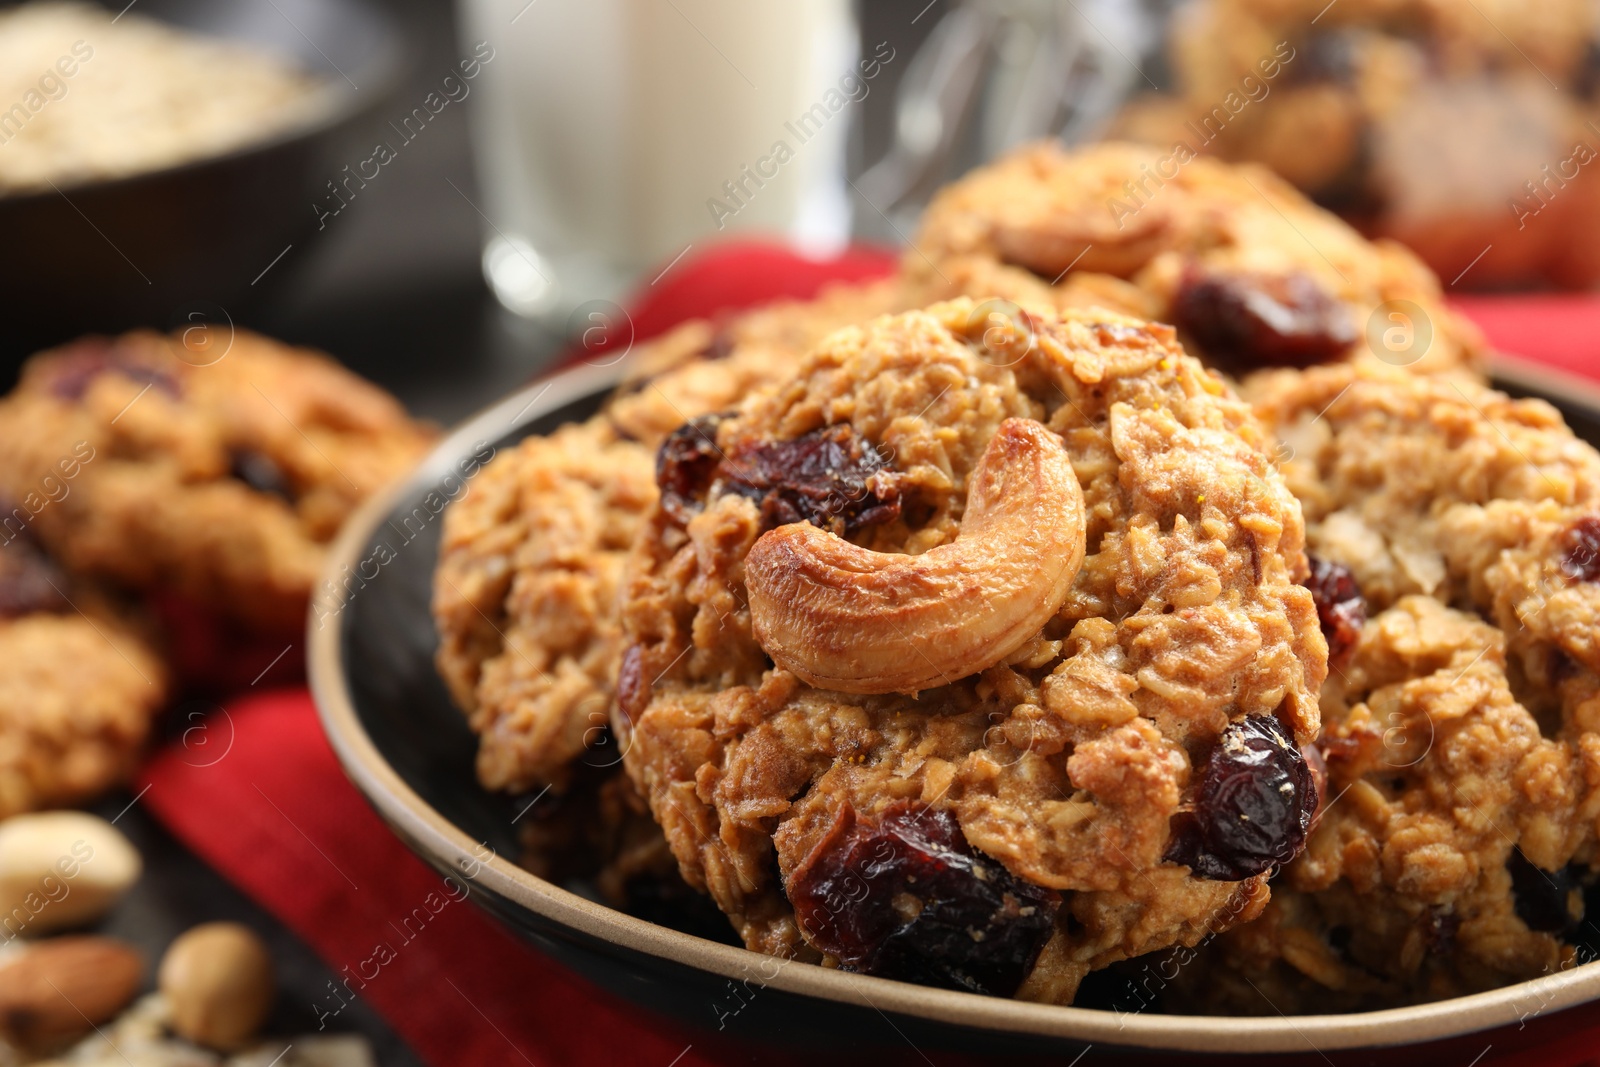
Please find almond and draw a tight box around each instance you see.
[0,935,143,1047]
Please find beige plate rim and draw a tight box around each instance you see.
[307,352,1600,1055]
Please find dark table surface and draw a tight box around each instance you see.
[81,2,944,1065]
[92,790,430,1066]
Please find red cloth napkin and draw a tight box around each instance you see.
[619,241,899,340]
[137,244,1600,1067]
[1451,293,1600,381]
[140,690,720,1067]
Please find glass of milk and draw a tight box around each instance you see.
[457,0,862,321]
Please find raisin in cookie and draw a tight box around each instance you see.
[0,528,167,817]
[618,299,1327,1001]
[435,280,906,794]
[0,330,435,633]
[1170,596,1596,1013]
[906,141,1485,376]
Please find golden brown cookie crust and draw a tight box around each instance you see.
[618,299,1325,999]
[434,419,657,793]
[0,614,166,817]
[605,278,909,447]
[906,140,1485,377]
[1248,362,1600,726]
[1172,597,1596,1014]
[1165,360,1600,1014]
[0,541,167,817]
[435,279,909,795]
[0,330,434,633]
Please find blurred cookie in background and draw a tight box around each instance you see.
[0,329,435,635]
[0,526,167,818]
[906,140,1486,378]
[1110,0,1600,288]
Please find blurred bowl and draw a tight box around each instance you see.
[309,353,1600,1059]
[0,0,403,375]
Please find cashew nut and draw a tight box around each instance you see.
[745,417,1086,695]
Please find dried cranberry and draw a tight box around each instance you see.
[229,448,294,501]
[1508,849,1582,936]
[1172,269,1357,369]
[1317,734,1361,763]
[702,329,737,361]
[786,802,1059,996]
[1425,907,1461,955]
[0,535,70,618]
[1558,516,1600,583]
[655,413,730,525]
[616,644,649,726]
[1302,742,1329,835]
[1288,32,1357,85]
[1552,649,1580,686]
[717,424,901,536]
[1303,555,1366,670]
[46,337,182,402]
[1164,715,1319,881]
[1578,40,1600,100]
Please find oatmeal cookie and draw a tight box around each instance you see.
[436,279,906,794]
[618,299,1327,1001]
[906,141,1485,375]
[0,330,434,633]
[1249,363,1600,733]
[0,529,167,817]
[1169,596,1597,1014]
[1177,0,1596,95]
[434,419,657,793]
[1204,361,1600,1011]
[605,278,908,446]
[1111,0,1600,287]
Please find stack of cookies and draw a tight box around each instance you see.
[434,141,1600,1012]
[0,329,434,818]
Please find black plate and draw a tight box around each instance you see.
[310,356,1600,1062]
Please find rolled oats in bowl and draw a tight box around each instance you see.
[0,1,329,196]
